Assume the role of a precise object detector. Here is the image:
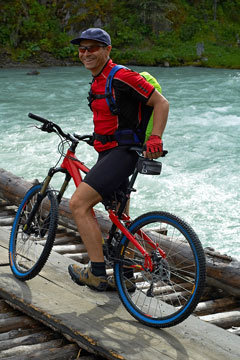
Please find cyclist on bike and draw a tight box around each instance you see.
[68,28,169,291]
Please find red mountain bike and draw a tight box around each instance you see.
[9,113,206,328]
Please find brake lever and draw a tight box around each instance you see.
[85,136,94,146]
[41,122,56,133]
[73,133,94,146]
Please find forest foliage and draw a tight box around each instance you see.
[0,0,240,68]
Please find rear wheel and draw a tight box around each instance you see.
[114,211,206,328]
[9,184,58,281]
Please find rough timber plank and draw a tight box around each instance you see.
[0,226,9,265]
[0,229,240,360]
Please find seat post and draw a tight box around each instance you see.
[127,167,139,195]
[116,167,139,219]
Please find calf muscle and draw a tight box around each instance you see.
[69,182,104,262]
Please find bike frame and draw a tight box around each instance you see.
[41,146,166,271]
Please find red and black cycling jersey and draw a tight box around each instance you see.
[89,59,155,152]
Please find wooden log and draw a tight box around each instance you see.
[199,310,240,329]
[200,285,227,301]
[0,311,20,319]
[47,235,80,246]
[0,327,46,341]
[0,216,14,226]
[194,297,240,316]
[0,199,11,207]
[0,167,110,233]
[0,330,61,351]
[0,339,66,357]
[156,290,190,304]
[52,243,86,254]
[227,327,240,335]
[62,252,89,262]
[4,344,80,360]
[0,209,16,216]
[0,299,14,312]
[0,168,35,207]
[29,344,80,360]
[153,282,194,296]
[206,276,240,298]
[204,248,233,262]
[0,316,39,333]
[55,227,69,235]
[1,168,240,297]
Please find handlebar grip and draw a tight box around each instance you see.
[130,146,168,157]
[28,113,49,124]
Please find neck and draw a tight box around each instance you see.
[92,58,110,77]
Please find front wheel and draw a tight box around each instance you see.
[9,184,58,281]
[114,211,206,328]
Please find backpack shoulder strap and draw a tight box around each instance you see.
[105,65,127,115]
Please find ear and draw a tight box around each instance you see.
[106,45,112,55]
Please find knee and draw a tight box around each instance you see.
[69,194,82,215]
[69,192,91,218]
[69,183,101,216]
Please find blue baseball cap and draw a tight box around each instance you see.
[70,28,111,46]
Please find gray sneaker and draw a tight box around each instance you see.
[68,264,108,292]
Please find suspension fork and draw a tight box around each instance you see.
[23,167,71,234]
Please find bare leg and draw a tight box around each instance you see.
[69,182,104,262]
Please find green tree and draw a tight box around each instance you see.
[126,0,173,33]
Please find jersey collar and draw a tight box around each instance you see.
[93,58,115,78]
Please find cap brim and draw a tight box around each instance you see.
[70,37,109,46]
[70,38,81,45]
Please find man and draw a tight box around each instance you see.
[68,28,169,291]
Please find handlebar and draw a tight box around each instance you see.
[28,112,66,137]
[28,113,49,124]
[28,113,92,144]
[28,113,168,156]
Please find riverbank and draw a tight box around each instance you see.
[1,1,239,71]
[1,46,239,70]
[0,52,78,69]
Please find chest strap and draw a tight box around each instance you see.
[87,65,128,115]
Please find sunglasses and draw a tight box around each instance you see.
[78,45,107,53]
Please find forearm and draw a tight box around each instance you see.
[151,97,169,138]
[147,91,169,138]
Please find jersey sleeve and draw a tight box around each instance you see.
[113,69,155,104]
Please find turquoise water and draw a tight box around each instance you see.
[0,66,239,259]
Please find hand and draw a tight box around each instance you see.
[144,135,163,159]
[86,134,94,146]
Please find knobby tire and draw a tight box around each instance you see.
[9,184,58,281]
[114,211,206,328]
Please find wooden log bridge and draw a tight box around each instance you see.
[1,168,240,297]
[0,295,82,359]
[0,168,240,359]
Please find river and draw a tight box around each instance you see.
[0,65,239,259]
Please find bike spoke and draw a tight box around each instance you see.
[115,211,205,327]
[10,185,58,279]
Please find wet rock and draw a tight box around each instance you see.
[26,70,40,75]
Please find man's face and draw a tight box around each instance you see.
[78,40,112,75]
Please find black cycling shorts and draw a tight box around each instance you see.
[83,146,138,200]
